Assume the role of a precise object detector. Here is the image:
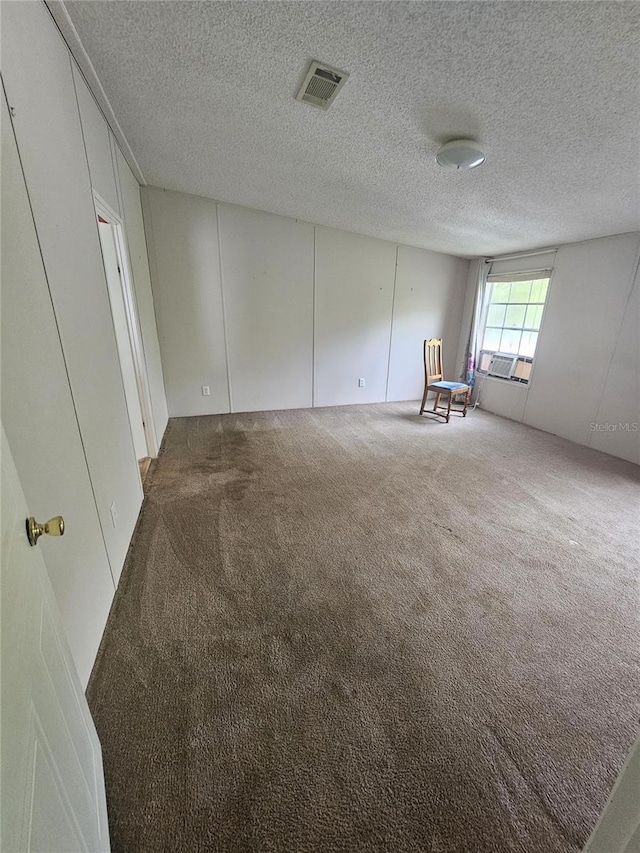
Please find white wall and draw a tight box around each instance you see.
[143,189,470,416]
[220,205,314,412]
[315,227,397,407]
[1,1,168,679]
[388,245,469,402]
[466,233,640,464]
[74,57,168,455]
[142,188,230,416]
[584,736,640,853]
[589,261,640,462]
[73,64,121,216]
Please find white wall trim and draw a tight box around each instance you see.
[93,189,121,227]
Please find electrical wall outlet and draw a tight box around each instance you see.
[358,378,365,388]
[201,385,211,396]
[110,501,118,528]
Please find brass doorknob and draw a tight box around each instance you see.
[26,515,65,547]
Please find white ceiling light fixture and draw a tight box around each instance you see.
[436,139,486,170]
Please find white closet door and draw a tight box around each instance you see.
[1,90,114,686]
[0,427,110,852]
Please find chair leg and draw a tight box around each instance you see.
[462,392,468,418]
[419,383,429,415]
[434,392,441,412]
[446,393,452,423]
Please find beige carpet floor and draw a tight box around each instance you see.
[87,403,640,853]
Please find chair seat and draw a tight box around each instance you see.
[429,381,468,392]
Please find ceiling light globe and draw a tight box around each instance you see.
[436,139,486,170]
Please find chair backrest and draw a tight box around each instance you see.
[424,338,444,383]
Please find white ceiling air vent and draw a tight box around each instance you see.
[296,61,349,110]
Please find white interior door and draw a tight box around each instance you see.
[97,220,148,461]
[0,427,110,852]
[0,90,115,685]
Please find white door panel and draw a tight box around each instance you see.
[0,428,110,852]
[0,90,114,685]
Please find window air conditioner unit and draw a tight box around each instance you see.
[487,353,519,379]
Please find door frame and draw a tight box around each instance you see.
[93,190,157,458]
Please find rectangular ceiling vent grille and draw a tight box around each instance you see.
[296,61,349,110]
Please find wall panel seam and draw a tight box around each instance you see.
[312,226,317,408]
[216,204,233,413]
[385,244,399,402]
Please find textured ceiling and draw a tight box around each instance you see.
[62,0,639,257]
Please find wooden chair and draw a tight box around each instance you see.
[419,338,470,423]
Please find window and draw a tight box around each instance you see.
[482,276,549,357]
[478,272,550,383]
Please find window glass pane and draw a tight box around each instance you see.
[482,276,550,371]
[509,281,532,303]
[483,327,502,351]
[499,329,521,354]
[525,304,543,329]
[513,359,532,382]
[486,304,506,327]
[529,279,549,302]
[491,282,511,302]
[519,331,538,357]
[504,304,526,328]
[479,351,492,372]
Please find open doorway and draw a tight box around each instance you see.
[94,193,156,484]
